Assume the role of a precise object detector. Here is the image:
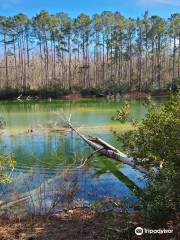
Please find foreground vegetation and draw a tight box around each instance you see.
[122,92,180,227]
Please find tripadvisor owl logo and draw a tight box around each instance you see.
[135,227,173,235]
[135,227,143,236]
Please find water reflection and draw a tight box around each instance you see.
[0,98,163,204]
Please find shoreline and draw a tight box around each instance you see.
[0,90,169,101]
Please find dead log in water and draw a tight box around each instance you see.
[67,122,148,174]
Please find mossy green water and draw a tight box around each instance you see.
[0,98,166,202]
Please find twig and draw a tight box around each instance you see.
[77,147,104,168]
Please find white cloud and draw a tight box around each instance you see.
[140,0,180,7]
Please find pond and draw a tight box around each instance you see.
[0,98,165,210]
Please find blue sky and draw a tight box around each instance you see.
[0,0,179,18]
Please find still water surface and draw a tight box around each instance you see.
[0,98,165,204]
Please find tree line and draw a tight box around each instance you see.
[0,11,180,93]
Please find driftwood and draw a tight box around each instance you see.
[66,121,147,174]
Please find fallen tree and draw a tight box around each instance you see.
[65,120,148,174]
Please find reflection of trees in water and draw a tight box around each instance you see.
[2,132,92,173]
[0,164,142,214]
[0,129,144,204]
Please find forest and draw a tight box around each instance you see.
[0,11,180,95]
[0,6,180,240]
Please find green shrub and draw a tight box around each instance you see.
[106,82,129,94]
[121,91,180,226]
[0,87,20,99]
[80,87,102,97]
[143,168,177,227]
[112,101,130,122]
[0,154,15,184]
[168,78,180,92]
[0,85,71,99]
